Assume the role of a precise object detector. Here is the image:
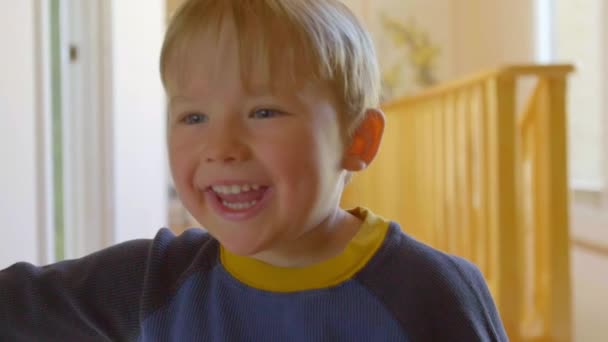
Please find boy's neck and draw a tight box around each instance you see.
[248,209,363,268]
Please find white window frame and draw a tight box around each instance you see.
[0,0,55,267]
[34,0,56,265]
[534,0,554,63]
[603,1,608,208]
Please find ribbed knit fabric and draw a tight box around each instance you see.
[0,219,507,341]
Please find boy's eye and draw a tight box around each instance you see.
[250,108,282,119]
[180,113,208,125]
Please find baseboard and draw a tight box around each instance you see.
[572,237,608,258]
[570,179,604,193]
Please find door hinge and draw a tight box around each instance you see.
[69,45,79,63]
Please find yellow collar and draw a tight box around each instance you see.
[220,207,390,292]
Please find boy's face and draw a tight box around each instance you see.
[166,21,349,257]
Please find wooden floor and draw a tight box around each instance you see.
[572,246,608,341]
[571,202,608,342]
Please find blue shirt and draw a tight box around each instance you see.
[0,208,507,341]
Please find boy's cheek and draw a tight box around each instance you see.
[169,157,197,192]
[167,135,192,153]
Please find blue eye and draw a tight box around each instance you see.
[250,108,282,119]
[181,113,208,125]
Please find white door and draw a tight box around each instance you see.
[60,0,169,259]
[0,0,168,268]
[0,0,54,268]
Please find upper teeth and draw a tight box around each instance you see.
[212,184,261,195]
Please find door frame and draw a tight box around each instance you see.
[58,0,115,259]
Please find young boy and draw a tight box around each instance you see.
[1,0,507,340]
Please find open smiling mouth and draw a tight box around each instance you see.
[204,183,272,220]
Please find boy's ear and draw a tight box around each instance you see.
[342,108,385,172]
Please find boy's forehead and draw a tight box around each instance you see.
[166,41,317,97]
[164,15,322,96]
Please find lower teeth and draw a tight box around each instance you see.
[222,200,257,210]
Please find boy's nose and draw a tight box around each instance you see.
[203,129,250,164]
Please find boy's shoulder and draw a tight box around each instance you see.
[0,227,217,341]
[362,222,484,288]
[354,222,507,341]
[147,227,218,269]
[142,227,219,299]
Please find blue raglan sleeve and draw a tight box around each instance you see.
[355,224,508,341]
[433,257,509,342]
[0,238,151,342]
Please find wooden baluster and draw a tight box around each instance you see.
[470,84,485,279]
[458,88,473,261]
[519,79,544,339]
[425,104,435,244]
[434,99,447,251]
[455,90,465,256]
[444,93,457,254]
[420,103,433,244]
[403,108,416,232]
[387,110,402,226]
[486,74,521,340]
[477,81,495,295]
[537,76,572,342]
[413,105,423,240]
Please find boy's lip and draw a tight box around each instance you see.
[204,186,273,221]
[206,180,268,187]
[202,179,272,193]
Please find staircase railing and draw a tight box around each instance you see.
[341,64,574,342]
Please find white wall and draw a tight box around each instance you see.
[341,0,536,93]
[556,0,605,191]
[361,0,456,94]
[452,0,536,77]
[110,0,168,243]
[0,0,41,267]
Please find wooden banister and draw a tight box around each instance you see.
[342,64,574,342]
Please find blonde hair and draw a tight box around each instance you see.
[160,0,381,131]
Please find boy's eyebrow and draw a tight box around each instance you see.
[168,84,290,104]
[169,95,189,105]
[166,76,313,108]
[247,81,309,97]
[246,84,274,96]
[167,96,190,110]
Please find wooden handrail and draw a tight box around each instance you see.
[382,64,574,108]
